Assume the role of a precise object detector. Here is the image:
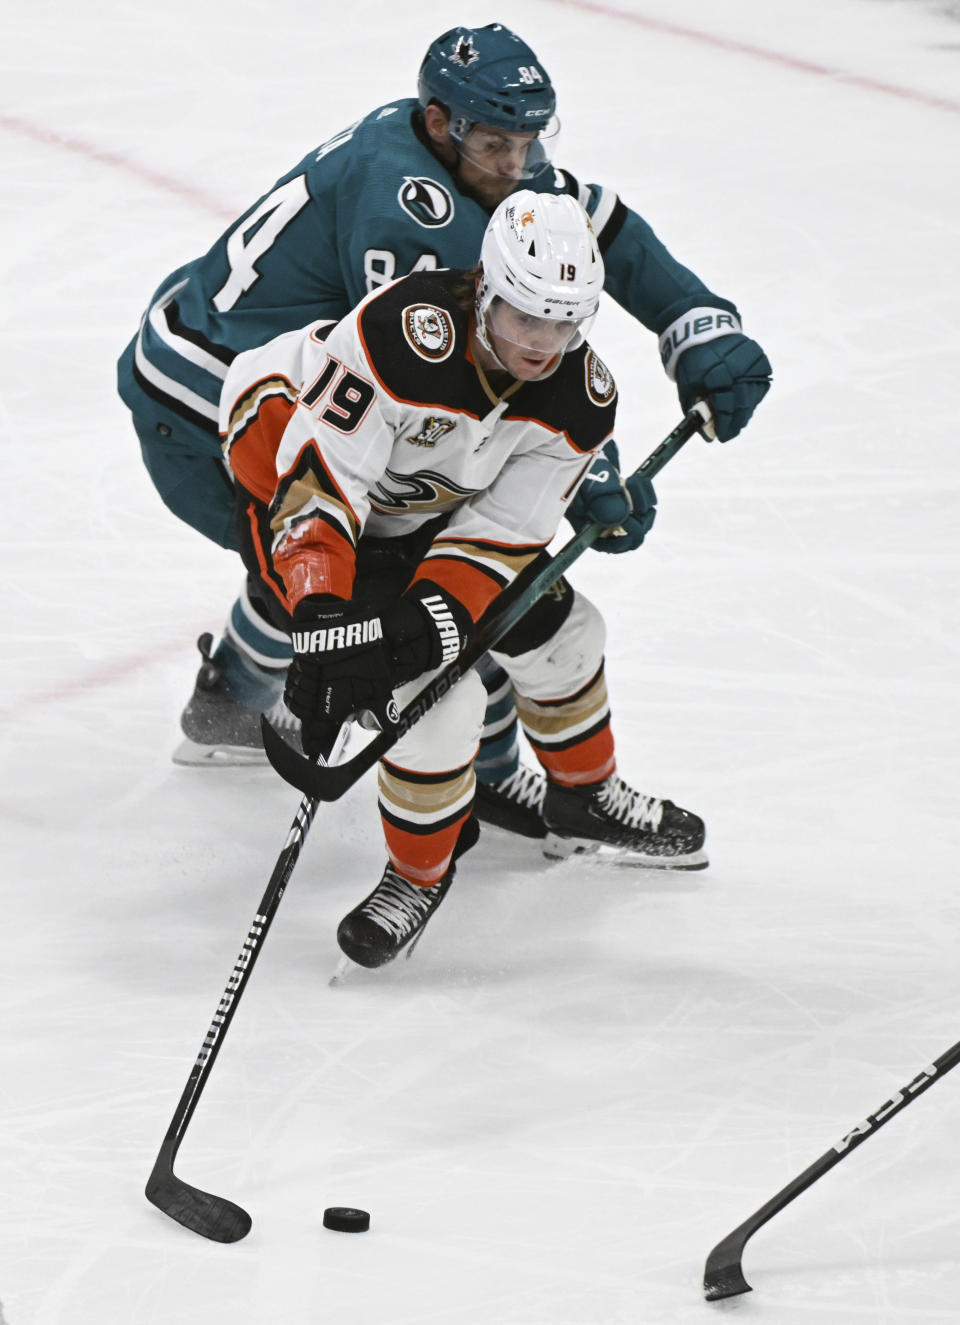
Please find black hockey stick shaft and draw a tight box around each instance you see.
[145,790,325,1241]
[263,403,710,801]
[703,1036,960,1300]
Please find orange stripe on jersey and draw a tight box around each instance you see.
[244,502,291,613]
[274,519,356,605]
[428,534,545,568]
[504,412,599,457]
[410,557,503,622]
[225,388,297,502]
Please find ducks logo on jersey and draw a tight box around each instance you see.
[403,303,455,362]
[585,349,616,406]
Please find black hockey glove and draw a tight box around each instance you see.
[567,440,657,553]
[286,597,396,749]
[286,585,471,750]
[386,581,472,683]
[674,334,772,442]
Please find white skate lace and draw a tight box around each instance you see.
[596,777,664,832]
[361,869,439,939]
[495,764,546,811]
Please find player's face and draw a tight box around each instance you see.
[485,297,582,380]
[422,107,558,211]
[456,127,539,207]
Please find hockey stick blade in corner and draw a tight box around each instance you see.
[146,1143,252,1243]
[703,1035,960,1300]
[703,1234,753,1301]
[263,405,710,802]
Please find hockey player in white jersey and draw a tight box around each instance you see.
[117,22,771,838]
[220,192,707,969]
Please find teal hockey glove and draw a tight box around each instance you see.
[674,334,771,442]
[567,440,657,553]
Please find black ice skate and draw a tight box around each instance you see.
[173,633,298,766]
[542,775,708,870]
[336,817,480,970]
[474,762,547,839]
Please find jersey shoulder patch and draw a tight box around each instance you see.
[397,176,456,228]
[402,303,456,362]
[357,270,477,410]
[584,349,616,406]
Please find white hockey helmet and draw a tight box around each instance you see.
[476,190,604,358]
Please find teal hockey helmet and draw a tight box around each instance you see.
[418,23,558,142]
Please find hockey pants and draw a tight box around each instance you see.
[382,592,615,885]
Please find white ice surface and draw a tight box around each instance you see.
[2,1,960,1322]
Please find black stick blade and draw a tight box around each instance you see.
[146,1167,252,1244]
[703,1235,753,1300]
[261,715,355,800]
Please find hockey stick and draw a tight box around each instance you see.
[145,405,707,1244]
[703,1036,960,1300]
[262,402,712,801]
[145,729,348,1243]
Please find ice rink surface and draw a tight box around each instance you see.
[2,0,959,1320]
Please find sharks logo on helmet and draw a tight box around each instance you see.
[451,36,479,67]
[418,23,557,151]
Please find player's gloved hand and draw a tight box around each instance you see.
[385,581,472,684]
[286,585,472,752]
[674,334,772,442]
[286,597,396,751]
[567,440,657,553]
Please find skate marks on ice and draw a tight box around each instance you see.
[329,841,711,989]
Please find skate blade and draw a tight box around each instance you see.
[330,929,427,984]
[542,832,708,872]
[171,737,268,767]
[329,954,360,986]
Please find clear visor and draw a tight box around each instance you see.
[454,116,561,182]
[486,295,588,355]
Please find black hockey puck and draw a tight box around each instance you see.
[323,1206,370,1233]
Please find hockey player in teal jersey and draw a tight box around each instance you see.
[117,22,771,837]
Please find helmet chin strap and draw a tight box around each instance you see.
[473,302,499,359]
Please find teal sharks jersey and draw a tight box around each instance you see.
[118,97,731,456]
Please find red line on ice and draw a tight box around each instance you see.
[0,114,237,218]
[548,0,960,115]
[0,637,204,722]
